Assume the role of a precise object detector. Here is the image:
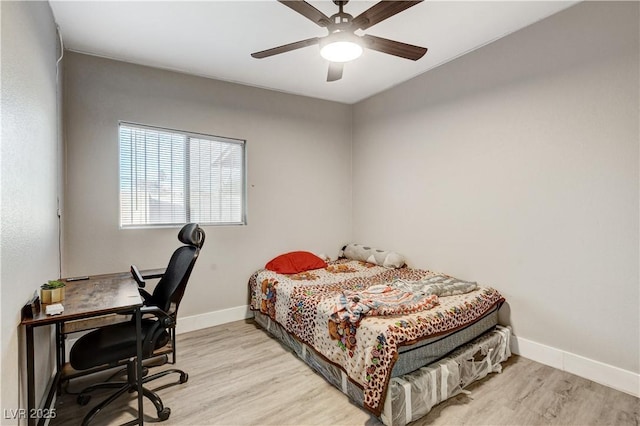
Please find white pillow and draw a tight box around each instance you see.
[342,243,406,268]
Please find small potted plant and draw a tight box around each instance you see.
[41,280,66,304]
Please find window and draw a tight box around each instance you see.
[119,122,246,228]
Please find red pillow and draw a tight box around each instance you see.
[265,251,327,274]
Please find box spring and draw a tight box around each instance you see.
[252,310,511,425]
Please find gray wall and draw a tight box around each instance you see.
[63,52,352,316]
[1,1,62,419]
[352,2,639,373]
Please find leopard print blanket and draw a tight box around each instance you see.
[248,259,504,415]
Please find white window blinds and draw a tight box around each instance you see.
[119,123,246,228]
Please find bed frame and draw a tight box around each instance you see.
[253,310,511,426]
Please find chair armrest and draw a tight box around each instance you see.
[130,266,165,288]
[130,265,146,288]
[137,306,175,356]
[140,306,174,327]
[140,268,166,280]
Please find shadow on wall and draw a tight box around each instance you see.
[497,302,512,334]
[363,2,639,119]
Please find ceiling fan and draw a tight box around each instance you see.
[251,0,428,82]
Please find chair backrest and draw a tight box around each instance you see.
[151,223,205,317]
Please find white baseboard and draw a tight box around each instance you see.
[180,311,639,398]
[176,305,253,335]
[65,308,638,399]
[511,334,639,397]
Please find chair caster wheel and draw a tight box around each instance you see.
[179,372,189,384]
[158,407,171,421]
[77,394,91,406]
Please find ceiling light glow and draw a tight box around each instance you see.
[320,33,363,62]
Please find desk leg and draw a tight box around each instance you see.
[135,307,144,425]
[55,323,64,394]
[34,323,66,426]
[56,323,64,371]
[26,325,35,426]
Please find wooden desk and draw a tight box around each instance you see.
[21,272,145,426]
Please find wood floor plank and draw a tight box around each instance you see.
[51,320,639,425]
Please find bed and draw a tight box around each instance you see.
[248,248,511,425]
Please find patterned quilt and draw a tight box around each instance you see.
[248,259,504,415]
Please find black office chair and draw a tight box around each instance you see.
[69,223,205,425]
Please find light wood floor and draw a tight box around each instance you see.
[52,319,639,425]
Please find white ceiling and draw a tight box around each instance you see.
[49,1,578,104]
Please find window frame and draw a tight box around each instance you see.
[118,121,247,229]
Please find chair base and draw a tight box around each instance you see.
[76,361,188,425]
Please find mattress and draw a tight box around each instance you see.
[249,259,505,415]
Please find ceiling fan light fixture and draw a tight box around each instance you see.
[320,33,363,63]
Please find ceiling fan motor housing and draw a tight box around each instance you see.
[329,0,353,31]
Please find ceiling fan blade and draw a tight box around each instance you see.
[251,37,320,59]
[279,0,331,27]
[362,34,427,61]
[352,1,423,30]
[327,62,344,82]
